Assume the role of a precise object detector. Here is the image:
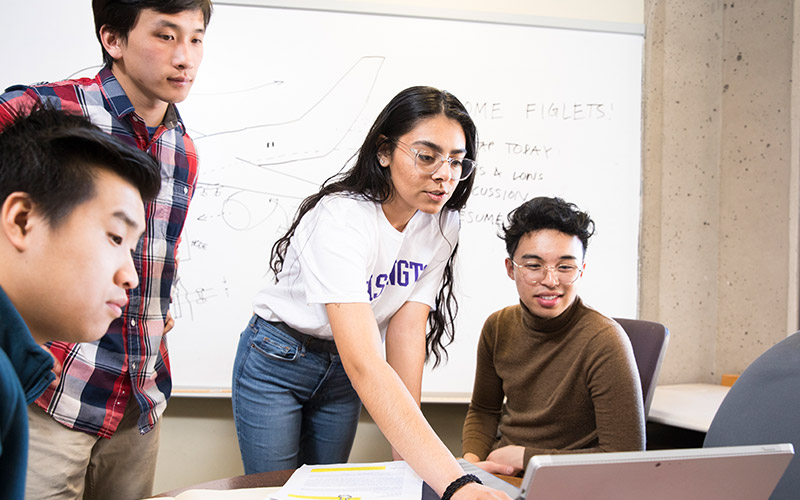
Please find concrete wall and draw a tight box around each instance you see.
[152,0,800,494]
[640,0,800,383]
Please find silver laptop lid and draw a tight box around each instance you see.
[518,444,794,500]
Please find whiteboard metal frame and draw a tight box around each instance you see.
[216,0,645,36]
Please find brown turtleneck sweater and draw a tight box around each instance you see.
[462,297,645,466]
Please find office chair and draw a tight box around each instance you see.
[613,318,670,417]
[704,331,800,500]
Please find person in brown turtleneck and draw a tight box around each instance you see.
[462,196,645,476]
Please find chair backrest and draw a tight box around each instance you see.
[613,318,670,416]
[704,331,800,500]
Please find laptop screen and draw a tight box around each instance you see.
[518,444,793,500]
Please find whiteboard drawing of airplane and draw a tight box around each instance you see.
[186,55,385,170]
[176,56,387,232]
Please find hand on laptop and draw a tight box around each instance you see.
[485,445,525,475]
[463,451,520,476]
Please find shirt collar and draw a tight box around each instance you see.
[97,66,186,134]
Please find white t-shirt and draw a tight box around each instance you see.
[253,194,460,340]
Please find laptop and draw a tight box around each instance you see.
[459,443,794,500]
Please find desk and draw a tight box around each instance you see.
[154,469,293,497]
[155,469,521,498]
[648,383,730,432]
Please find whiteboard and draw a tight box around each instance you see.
[0,3,643,398]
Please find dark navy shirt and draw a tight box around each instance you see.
[0,285,54,499]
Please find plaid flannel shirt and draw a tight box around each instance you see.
[0,67,198,437]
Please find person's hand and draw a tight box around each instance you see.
[41,345,62,389]
[486,445,525,474]
[462,452,516,476]
[164,310,175,334]
[451,482,513,500]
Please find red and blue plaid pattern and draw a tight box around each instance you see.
[0,67,198,437]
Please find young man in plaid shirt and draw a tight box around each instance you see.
[0,1,212,498]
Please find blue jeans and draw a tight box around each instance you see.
[232,314,362,473]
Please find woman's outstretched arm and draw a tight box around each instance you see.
[326,302,511,500]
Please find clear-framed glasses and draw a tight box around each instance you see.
[391,138,476,181]
[510,260,583,285]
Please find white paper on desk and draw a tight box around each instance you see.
[270,461,422,500]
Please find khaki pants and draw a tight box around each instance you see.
[25,401,161,500]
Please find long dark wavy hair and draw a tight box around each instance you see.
[270,86,478,366]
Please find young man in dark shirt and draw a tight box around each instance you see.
[0,107,160,500]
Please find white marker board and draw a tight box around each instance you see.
[0,2,643,399]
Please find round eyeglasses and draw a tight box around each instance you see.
[510,261,583,285]
[390,138,476,181]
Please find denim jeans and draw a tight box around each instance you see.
[232,314,362,473]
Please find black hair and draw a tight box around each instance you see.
[501,196,595,259]
[271,86,478,366]
[93,0,213,68]
[0,105,161,227]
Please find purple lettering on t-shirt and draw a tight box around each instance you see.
[366,259,428,301]
[396,260,409,286]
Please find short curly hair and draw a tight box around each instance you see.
[500,196,595,259]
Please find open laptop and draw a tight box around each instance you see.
[459,443,794,500]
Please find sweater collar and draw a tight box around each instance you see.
[520,296,584,336]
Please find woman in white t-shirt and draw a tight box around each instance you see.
[232,86,511,500]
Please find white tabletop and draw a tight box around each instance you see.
[648,383,731,432]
